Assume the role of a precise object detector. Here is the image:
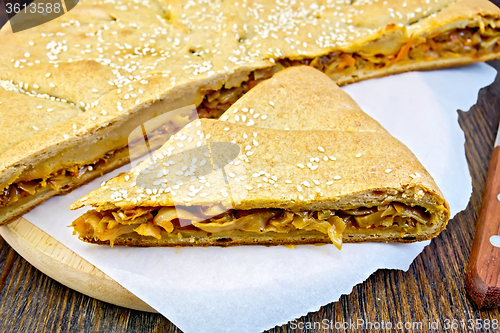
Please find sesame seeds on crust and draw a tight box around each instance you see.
[74,117,441,213]
[0,0,494,222]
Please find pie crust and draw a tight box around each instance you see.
[0,0,496,224]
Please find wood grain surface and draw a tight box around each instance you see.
[0,217,156,313]
[2,13,500,333]
[466,145,500,310]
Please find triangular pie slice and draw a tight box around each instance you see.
[70,67,450,248]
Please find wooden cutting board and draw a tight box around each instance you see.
[0,217,156,313]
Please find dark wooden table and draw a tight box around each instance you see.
[2,6,500,331]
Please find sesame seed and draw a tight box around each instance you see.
[269,101,275,106]
[334,176,341,180]
[385,169,392,173]
[356,153,362,157]
[33,126,39,130]
[297,164,305,168]
[326,181,334,185]
[318,146,325,152]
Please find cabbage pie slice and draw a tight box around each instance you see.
[70,67,450,248]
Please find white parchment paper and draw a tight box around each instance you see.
[21,63,496,333]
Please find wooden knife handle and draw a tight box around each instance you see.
[466,146,500,309]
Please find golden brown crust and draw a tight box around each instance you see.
[0,0,492,224]
[71,67,450,246]
[220,66,388,132]
[337,52,500,87]
[73,119,447,213]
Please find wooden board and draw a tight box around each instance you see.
[0,217,156,313]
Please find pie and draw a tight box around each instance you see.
[0,0,495,225]
[70,67,450,248]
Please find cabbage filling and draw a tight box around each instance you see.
[194,26,500,119]
[71,202,433,249]
[0,148,124,207]
[280,26,500,82]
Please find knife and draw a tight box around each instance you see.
[466,122,500,309]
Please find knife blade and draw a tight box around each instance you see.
[466,121,500,309]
